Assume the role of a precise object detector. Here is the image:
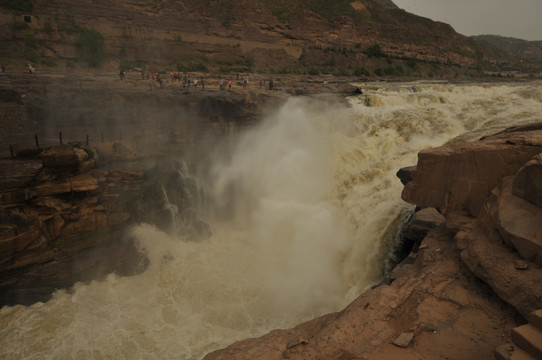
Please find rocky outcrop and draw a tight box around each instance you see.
[401,123,542,318]
[0,142,209,306]
[2,0,497,72]
[401,124,542,218]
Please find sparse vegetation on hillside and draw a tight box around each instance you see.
[472,35,542,66]
[75,29,105,67]
[202,0,369,23]
[0,0,35,12]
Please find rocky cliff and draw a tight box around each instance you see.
[204,123,542,359]
[0,0,522,76]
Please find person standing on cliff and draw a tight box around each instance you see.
[228,79,232,90]
[156,73,162,88]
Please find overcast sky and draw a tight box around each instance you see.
[392,0,542,41]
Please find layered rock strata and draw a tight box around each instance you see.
[0,142,209,306]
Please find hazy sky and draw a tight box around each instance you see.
[392,0,542,41]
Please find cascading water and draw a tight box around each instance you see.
[1,81,542,359]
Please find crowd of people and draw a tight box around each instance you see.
[0,63,278,92]
[121,68,278,93]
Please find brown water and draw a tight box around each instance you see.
[1,81,541,360]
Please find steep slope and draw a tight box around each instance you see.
[472,35,542,66]
[0,0,508,74]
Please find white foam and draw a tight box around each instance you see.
[2,81,542,359]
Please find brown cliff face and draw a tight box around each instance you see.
[1,0,501,73]
[401,123,542,318]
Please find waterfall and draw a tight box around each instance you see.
[1,81,541,360]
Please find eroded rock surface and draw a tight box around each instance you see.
[0,143,209,306]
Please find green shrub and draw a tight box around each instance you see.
[23,28,39,62]
[307,67,319,75]
[364,44,384,58]
[244,57,254,69]
[332,68,350,76]
[41,57,57,67]
[75,28,105,67]
[43,19,54,37]
[406,57,418,69]
[57,14,82,35]
[177,61,208,72]
[119,58,135,70]
[11,21,27,31]
[219,65,232,73]
[0,0,35,12]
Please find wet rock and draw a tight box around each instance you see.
[402,207,445,243]
[396,166,416,185]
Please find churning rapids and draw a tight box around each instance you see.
[1,81,542,359]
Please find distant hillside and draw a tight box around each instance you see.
[0,0,535,78]
[472,35,542,66]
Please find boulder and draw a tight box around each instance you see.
[69,174,99,192]
[0,159,42,190]
[402,207,445,243]
[494,177,542,266]
[396,166,416,185]
[401,128,542,217]
[40,144,97,174]
[459,221,542,319]
[512,153,542,208]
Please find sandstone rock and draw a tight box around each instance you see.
[513,153,542,208]
[401,129,542,217]
[0,226,52,270]
[494,343,533,360]
[392,332,414,348]
[402,207,445,243]
[494,177,542,266]
[396,166,416,185]
[33,180,71,196]
[0,188,35,205]
[0,159,42,191]
[511,324,542,359]
[40,144,97,174]
[60,212,108,239]
[69,174,99,192]
[49,215,66,239]
[459,222,542,319]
